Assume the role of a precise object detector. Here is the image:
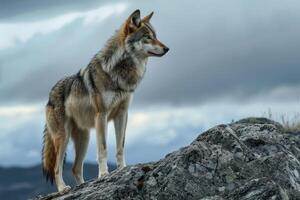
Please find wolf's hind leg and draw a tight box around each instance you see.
[71,127,90,185]
[53,132,70,192]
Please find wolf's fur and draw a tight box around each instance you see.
[42,9,169,192]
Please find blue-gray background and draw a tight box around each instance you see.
[0,0,299,167]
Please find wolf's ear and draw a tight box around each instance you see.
[142,11,154,23]
[128,9,141,28]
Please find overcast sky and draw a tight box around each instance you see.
[0,0,300,167]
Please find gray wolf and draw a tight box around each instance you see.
[42,9,169,192]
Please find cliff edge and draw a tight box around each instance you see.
[36,118,300,200]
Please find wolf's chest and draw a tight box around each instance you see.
[102,90,129,109]
[110,57,147,91]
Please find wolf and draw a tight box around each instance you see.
[42,9,169,192]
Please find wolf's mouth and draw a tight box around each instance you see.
[147,51,164,57]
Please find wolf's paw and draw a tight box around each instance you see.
[58,185,71,193]
[117,163,126,169]
[98,171,109,178]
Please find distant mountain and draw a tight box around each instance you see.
[0,162,116,200]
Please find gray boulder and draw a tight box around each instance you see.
[37,118,300,200]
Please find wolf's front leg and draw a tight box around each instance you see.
[113,110,128,168]
[95,112,109,178]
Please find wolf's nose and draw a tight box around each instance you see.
[163,47,169,53]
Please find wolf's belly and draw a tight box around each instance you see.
[65,96,96,129]
[65,91,131,129]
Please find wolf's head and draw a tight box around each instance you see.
[122,9,169,58]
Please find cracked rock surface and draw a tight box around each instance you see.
[36,118,300,200]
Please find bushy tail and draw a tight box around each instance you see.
[42,125,56,184]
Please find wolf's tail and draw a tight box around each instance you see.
[42,125,56,184]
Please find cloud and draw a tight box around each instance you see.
[0,2,129,104]
[0,110,44,166]
[0,0,105,20]
[0,104,42,117]
[1,98,299,166]
[134,3,300,105]
[1,1,300,106]
[0,3,127,49]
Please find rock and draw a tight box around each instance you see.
[35,118,300,200]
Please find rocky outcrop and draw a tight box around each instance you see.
[36,118,300,200]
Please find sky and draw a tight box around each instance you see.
[0,0,300,167]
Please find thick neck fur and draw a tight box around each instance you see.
[96,29,147,73]
[94,29,147,91]
[96,31,125,73]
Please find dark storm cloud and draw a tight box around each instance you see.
[0,0,108,21]
[135,0,300,105]
[1,0,300,106]
[0,16,124,103]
